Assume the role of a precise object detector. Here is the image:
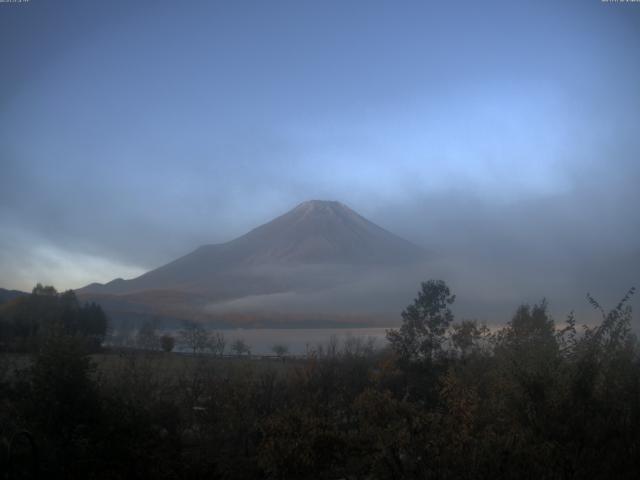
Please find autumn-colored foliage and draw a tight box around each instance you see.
[0,282,638,479]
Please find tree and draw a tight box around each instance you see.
[32,283,57,296]
[272,344,289,358]
[450,319,489,358]
[387,279,456,362]
[160,334,175,353]
[491,300,561,444]
[0,286,108,351]
[80,302,109,348]
[27,335,101,468]
[210,331,226,357]
[494,300,557,360]
[231,338,250,357]
[179,320,209,355]
[136,320,159,351]
[343,335,376,358]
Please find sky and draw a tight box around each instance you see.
[1,0,639,319]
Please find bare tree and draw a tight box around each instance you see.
[343,335,376,358]
[179,320,209,355]
[231,338,250,357]
[208,331,227,357]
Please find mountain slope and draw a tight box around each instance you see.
[81,201,425,296]
[78,200,427,326]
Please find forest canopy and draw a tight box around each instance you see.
[0,284,108,352]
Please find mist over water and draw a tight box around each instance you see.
[188,327,389,355]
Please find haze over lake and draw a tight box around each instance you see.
[167,327,391,356]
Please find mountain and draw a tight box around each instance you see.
[0,288,28,305]
[78,201,427,327]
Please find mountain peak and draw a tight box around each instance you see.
[288,199,357,222]
[221,199,425,266]
[80,201,426,295]
[295,199,347,209]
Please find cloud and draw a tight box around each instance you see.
[0,225,146,291]
[0,0,638,322]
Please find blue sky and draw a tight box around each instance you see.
[1,0,639,315]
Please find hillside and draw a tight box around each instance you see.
[0,288,28,305]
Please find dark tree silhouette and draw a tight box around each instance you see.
[179,320,209,355]
[160,334,175,353]
[386,279,455,362]
[0,285,108,351]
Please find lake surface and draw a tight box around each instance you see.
[216,327,394,354]
[127,327,392,355]
[110,326,397,355]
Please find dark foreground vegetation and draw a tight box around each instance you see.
[0,281,639,479]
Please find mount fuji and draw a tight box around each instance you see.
[78,201,428,327]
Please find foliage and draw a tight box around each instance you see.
[386,279,456,362]
[20,335,102,476]
[0,284,108,352]
[160,334,175,353]
[450,319,490,357]
[0,280,638,479]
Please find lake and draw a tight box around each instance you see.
[214,327,394,354]
[109,326,398,355]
